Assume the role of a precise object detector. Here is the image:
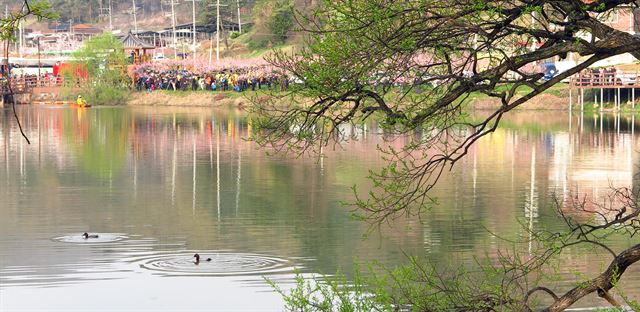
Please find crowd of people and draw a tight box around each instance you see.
[133,61,298,93]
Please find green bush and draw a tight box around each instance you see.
[83,83,129,105]
[266,268,385,312]
[67,33,130,105]
[248,38,270,50]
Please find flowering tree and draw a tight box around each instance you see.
[134,57,269,76]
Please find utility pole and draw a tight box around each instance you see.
[18,19,23,58]
[18,5,24,58]
[4,5,7,54]
[37,37,41,77]
[108,0,113,31]
[171,0,177,59]
[216,0,220,63]
[192,0,197,64]
[209,32,213,65]
[132,0,139,34]
[236,0,241,33]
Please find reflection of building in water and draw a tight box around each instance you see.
[549,115,636,225]
[3,108,640,295]
[550,126,635,200]
[465,115,637,228]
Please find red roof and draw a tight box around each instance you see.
[72,24,94,29]
[70,24,102,34]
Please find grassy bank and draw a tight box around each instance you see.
[125,83,640,112]
[126,90,251,107]
[464,82,571,110]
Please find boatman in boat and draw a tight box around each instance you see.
[77,95,87,107]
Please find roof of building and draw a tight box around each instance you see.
[121,33,155,49]
[72,24,95,29]
[70,24,103,34]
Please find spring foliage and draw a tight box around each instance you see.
[67,33,130,105]
[254,1,640,311]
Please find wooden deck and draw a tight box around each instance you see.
[568,72,640,111]
[569,72,640,89]
[1,77,76,105]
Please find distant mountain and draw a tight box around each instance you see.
[3,0,319,56]
[1,0,259,29]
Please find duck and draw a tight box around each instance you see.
[193,253,212,264]
[82,232,99,239]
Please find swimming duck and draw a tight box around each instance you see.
[82,232,99,239]
[193,253,211,264]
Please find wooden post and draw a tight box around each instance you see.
[580,88,584,111]
[618,88,621,110]
[633,88,636,109]
[600,88,604,112]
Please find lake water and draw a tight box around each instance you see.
[1,106,638,311]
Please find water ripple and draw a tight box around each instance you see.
[51,233,129,244]
[132,251,298,277]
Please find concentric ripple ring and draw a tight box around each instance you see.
[52,233,129,244]
[135,251,296,276]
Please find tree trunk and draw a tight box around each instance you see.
[543,244,640,312]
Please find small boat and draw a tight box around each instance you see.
[71,103,92,108]
[75,96,91,108]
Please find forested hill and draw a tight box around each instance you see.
[1,0,258,25]
[1,0,317,31]
[2,0,317,54]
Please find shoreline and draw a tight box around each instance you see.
[125,90,640,113]
[125,90,250,107]
[20,86,640,112]
[123,89,576,111]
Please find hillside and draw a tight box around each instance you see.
[4,0,317,58]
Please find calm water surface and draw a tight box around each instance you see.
[1,106,639,311]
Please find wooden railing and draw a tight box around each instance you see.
[132,54,151,65]
[569,72,640,88]
[3,76,79,94]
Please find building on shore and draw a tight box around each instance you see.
[570,4,640,66]
[121,33,155,64]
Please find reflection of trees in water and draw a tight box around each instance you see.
[63,108,130,179]
[2,108,639,291]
